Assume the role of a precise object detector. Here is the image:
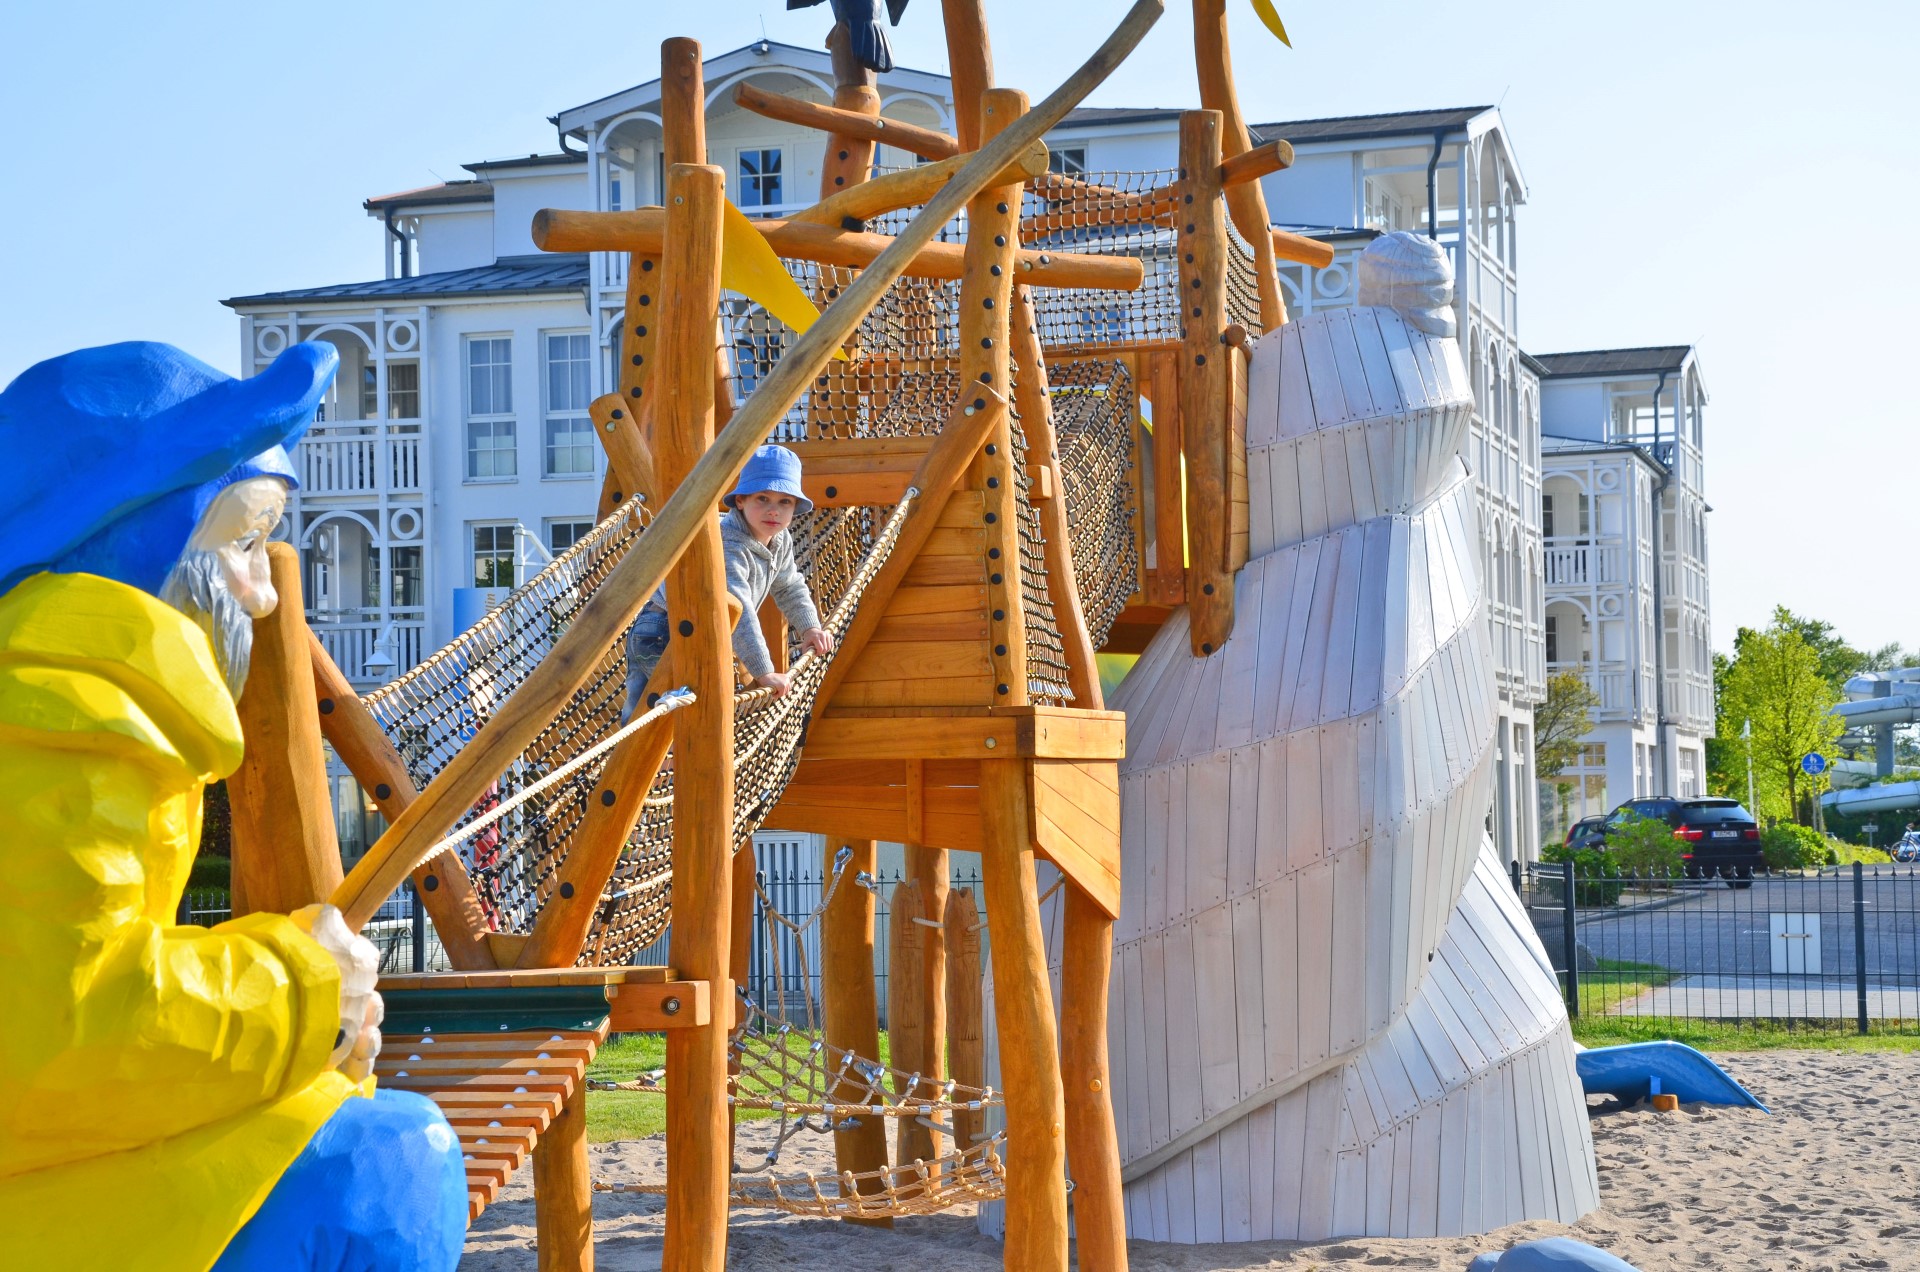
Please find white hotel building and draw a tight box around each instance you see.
[226,42,1561,866]
[1532,346,1715,835]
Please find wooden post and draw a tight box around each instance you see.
[1060,886,1127,1272]
[1179,110,1234,657]
[979,759,1068,1271]
[1148,350,1186,606]
[807,81,880,439]
[1192,0,1286,328]
[886,878,933,1172]
[904,841,949,1159]
[228,541,344,916]
[944,887,986,1159]
[531,1078,594,1271]
[821,836,892,1223]
[658,161,733,1272]
[308,633,494,968]
[941,0,995,150]
[1010,285,1103,707]
[968,89,1030,708]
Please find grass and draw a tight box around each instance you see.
[584,1029,896,1144]
[1567,959,1920,1051]
[1574,958,1674,1017]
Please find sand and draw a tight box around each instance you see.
[461,1049,1920,1270]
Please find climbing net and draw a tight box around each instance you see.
[590,848,1008,1215]
[1049,358,1139,650]
[361,494,916,961]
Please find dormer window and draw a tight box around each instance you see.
[1049,148,1087,178]
[738,148,784,210]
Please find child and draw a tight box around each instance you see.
[623,444,834,719]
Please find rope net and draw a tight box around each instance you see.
[361,495,915,960]
[589,851,1008,1215]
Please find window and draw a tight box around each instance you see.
[466,338,515,479]
[608,168,623,212]
[362,540,382,610]
[390,545,423,607]
[738,148,784,209]
[1545,616,1557,664]
[1049,147,1087,177]
[360,362,421,419]
[543,332,595,477]
[547,519,595,555]
[387,363,419,418]
[472,524,516,588]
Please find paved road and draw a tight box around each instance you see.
[1526,868,1920,1019]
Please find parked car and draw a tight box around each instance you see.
[1564,815,1608,852]
[1607,796,1762,886]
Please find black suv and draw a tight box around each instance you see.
[1607,797,1762,885]
[1564,815,1608,852]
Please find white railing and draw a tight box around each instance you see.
[1544,540,1624,588]
[300,424,422,496]
[1549,659,1640,720]
[1663,670,1714,730]
[311,610,426,684]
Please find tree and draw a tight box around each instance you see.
[1536,671,1600,781]
[1717,617,1844,824]
[1769,606,1873,691]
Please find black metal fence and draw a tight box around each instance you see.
[172,863,988,1023]
[175,884,447,974]
[1518,861,1920,1036]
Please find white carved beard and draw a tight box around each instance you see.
[161,548,254,701]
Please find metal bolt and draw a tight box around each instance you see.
[662,997,682,1016]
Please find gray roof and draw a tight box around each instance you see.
[1529,346,1692,379]
[1250,106,1490,143]
[223,255,588,309]
[1058,105,1492,146]
[364,179,492,212]
[463,152,587,174]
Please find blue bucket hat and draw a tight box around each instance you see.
[0,340,336,595]
[725,444,814,517]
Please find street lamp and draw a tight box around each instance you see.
[364,624,398,682]
[1742,718,1756,815]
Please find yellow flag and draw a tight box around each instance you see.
[720,199,848,358]
[1249,0,1291,45]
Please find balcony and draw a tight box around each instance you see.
[1663,669,1715,731]
[299,423,423,497]
[1544,539,1625,588]
[1548,659,1647,722]
[311,608,426,685]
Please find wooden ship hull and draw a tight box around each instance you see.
[1004,303,1598,1240]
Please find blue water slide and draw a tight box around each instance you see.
[1574,1041,1768,1112]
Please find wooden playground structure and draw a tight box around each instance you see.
[214,2,1347,1267]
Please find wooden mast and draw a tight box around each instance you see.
[1192,0,1286,328]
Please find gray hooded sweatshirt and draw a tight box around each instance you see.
[643,508,822,678]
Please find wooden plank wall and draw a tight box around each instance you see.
[1086,301,1596,1241]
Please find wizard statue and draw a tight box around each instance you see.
[0,341,466,1270]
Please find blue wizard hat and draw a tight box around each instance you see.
[0,340,337,596]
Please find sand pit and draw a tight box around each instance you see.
[462,1049,1920,1270]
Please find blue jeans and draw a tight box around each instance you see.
[213,1089,467,1272]
[621,607,672,722]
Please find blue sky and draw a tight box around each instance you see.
[1,1,1912,654]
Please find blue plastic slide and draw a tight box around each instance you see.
[1574,1041,1768,1111]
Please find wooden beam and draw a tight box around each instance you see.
[1010,283,1102,708]
[1193,0,1286,327]
[228,541,343,916]
[607,978,712,1030]
[969,89,1029,709]
[944,887,986,1159]
[657,158,732,1272]
[331,0,1167,931]
[797,707,1126,762]
[1060,887,1127,1272]
[531,1078,593,1272]
[732,82,960,160]
[1218,136,1295,188]
[1272,227,1337,268]
[886,877,936,1174]
[1178,111,1235,656]
[308,632,494,969]
[790,140,1050,228]
[532,209,1142,292]
[941,0,995,151]
[904,841,950,1167]
[822,837,892,1222]
[980,758,1068,1272]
